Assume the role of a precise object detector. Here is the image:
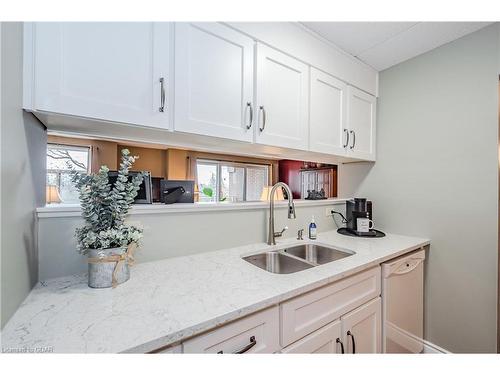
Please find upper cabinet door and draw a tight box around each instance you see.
[174,23,254,142]
[309,68,347,155]
[346,86,376,160]
[32,22,170,129]
[341,297,381,354]
[255,44,309,151]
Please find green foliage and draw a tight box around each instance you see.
[70,149,145,254]
[202,187,213,197]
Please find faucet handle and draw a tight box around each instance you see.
[274,226,288,238]
[297,229,304,240]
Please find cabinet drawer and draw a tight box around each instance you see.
[182,306,280,353]
[280,266,381,347]
[281,320,343,354]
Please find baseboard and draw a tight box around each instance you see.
[422,340,450,354]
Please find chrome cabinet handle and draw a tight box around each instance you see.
[217,336,256,354]
[159,77,166,113]
[343,129,349,148]
[349,130,356,149]
[259,106,266,132]
[246,102,253,130]
[336,338,345,354]
[347,331,356,354]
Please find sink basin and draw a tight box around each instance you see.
[243,252,314,274]
[284,244,354,265]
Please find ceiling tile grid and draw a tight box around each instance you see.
[301,22,492,71]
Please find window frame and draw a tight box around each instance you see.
[196,159,270,202]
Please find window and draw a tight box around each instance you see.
[196,160,269,202]
[47,144,90,203]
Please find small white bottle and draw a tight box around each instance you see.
[309,215,317,240]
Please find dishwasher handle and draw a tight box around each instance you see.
[392,258,423,275]
[382,249,425,278]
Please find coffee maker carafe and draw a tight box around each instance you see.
[346,198,373,232]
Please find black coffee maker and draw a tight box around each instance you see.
[346,198,373,235]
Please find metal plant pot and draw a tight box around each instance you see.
[87,247,130,288]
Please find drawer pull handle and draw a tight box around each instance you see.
[217,336,257,354]
[336,338,345,354]
[347,330,356,354]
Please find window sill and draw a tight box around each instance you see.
[36,198,349,218]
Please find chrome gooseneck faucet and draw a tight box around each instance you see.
[267,182,296,245]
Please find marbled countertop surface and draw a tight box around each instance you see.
[1,230,429,353]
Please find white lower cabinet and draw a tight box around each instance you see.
[280,266,381,346]
[341,297,382,354]
[281,320,343,354]
[281,297,382,354]
[167,268,383,354]
[182,306,280,353]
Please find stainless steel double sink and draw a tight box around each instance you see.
[242,243,354,274]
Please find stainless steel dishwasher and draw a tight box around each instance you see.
[382,249,426,353]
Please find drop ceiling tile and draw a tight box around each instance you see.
[357,22,492,71]
[301,22,418,56]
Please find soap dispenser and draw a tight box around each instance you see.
[309,215,317,240]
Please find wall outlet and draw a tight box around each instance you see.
[325,207,334,217]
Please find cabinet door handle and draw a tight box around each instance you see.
[336,338,345,354]
[349,130,356,149]
[347,330,356,354]
[217,336,256,354]
[343,129,349,148]
[159,77,166,113]
[259,106,266,132]
[246,102,253,130]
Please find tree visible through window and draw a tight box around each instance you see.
[196,160,269,202]
[47,144,90,203]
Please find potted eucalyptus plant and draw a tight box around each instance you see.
[71,149,144,288]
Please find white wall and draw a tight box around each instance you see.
[1,22,47,328]
[348,24,499,353]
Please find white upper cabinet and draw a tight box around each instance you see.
[309,68,347,155]
[255,44,309,151]
[346,86,377,160]
[174,23,254,142]
[29,22,170,129]
[25,22,378,162]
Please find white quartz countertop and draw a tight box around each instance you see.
[1,230,429,353]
